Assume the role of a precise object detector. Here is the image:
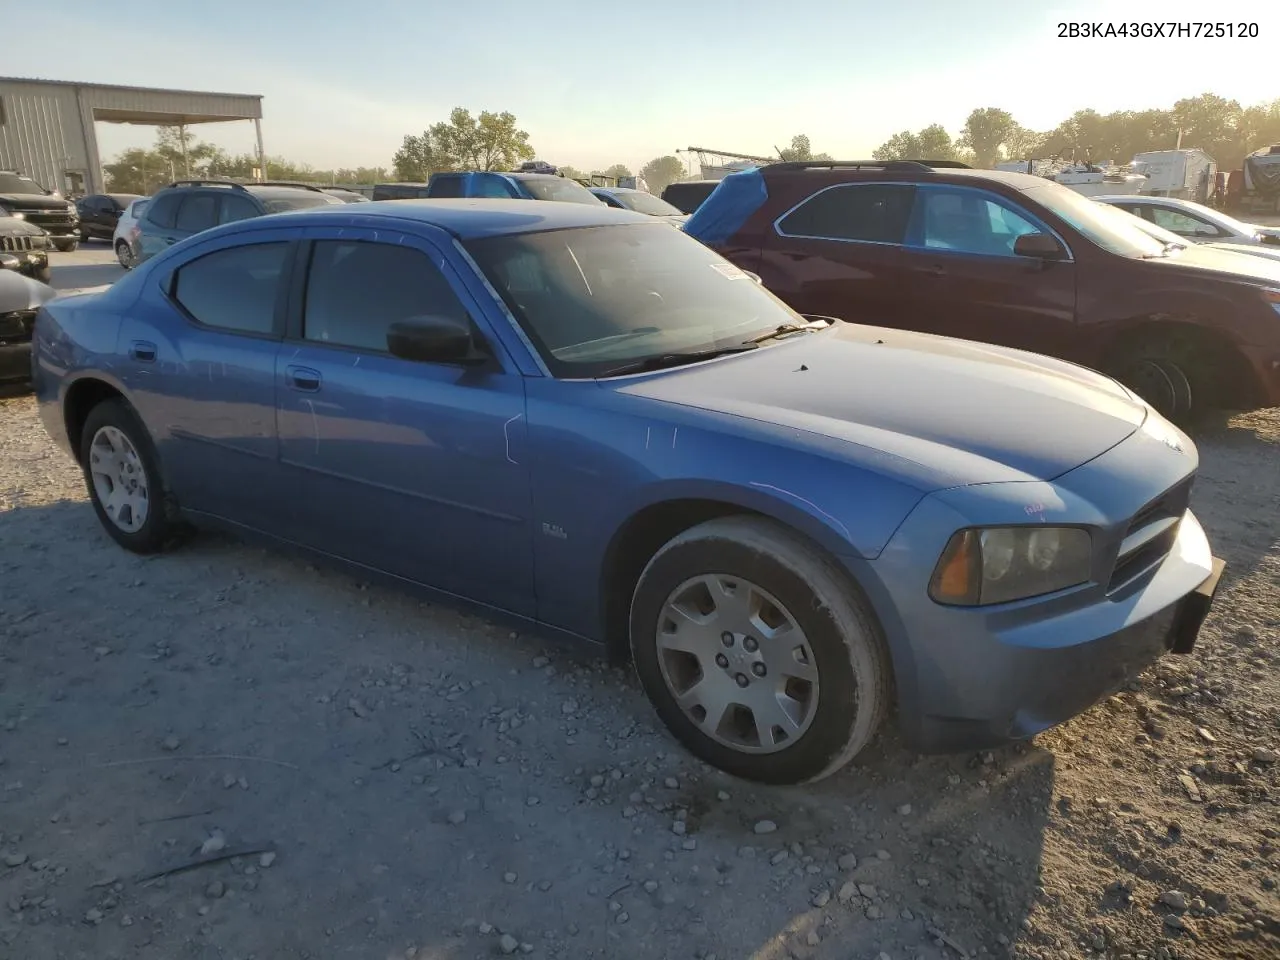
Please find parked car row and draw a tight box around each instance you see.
[30,197,1226,785]
[682,160,1280,422]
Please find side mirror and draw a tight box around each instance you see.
[386,315,488,365]
[1013,232,1067,260]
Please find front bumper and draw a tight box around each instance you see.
[1,250,49,278]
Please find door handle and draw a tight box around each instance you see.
[129,340,157,362]
[287,365,322,392]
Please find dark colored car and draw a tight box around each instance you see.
[0,270,55,385]
[372,182,431,201]
[685,160,1280,420]
[0,171,80,252]
[661,180,720,215]
[1,206,52,283]
[75,193,143,242]
[32,199,1224,784]
[135,180,341,264]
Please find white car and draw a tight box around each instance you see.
[1090,197,1280,267]
[1096,194,1280,248]
[112,197,149,269]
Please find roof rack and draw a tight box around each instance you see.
[765,159,970,172]
[249,180,330,193]
[167,179,248,190]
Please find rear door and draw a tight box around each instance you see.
[900,183,1077,356]
[138,192,183,260]
[760,182,916,326]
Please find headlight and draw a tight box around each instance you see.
[929,526,1092,606]
[1263,288,1280,318]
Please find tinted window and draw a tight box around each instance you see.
[259,193,336,213]
[596,192,625,208]
[219,193,259,224]
[913,187,1041,256]
[175,194,218,233]
[517,177,603,204]
[428,177,464,199]
[1149,207,1224,238]
[172,243,288,335]
[302,241,471,353]
[615,191,684,217]
[145,192,182,229]
[473,175,514,199]
[661,182,716,214]
[778,184,915,243]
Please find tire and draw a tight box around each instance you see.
[629,516,891,785]
[78,226,90,242]
[1116,352,1193,421]
[115,240,135,269]
[79,398,181,554]
[53,239,78,253]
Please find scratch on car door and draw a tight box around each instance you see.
[504,414,523,465]
[304,398,320,453]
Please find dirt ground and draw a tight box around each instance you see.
[1,248,1278,960]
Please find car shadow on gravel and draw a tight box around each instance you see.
[1,498,1056,960]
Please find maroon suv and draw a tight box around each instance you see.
[683,160,1280,419]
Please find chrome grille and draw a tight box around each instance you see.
[1107,476,1194,593]
[0,234,44,252]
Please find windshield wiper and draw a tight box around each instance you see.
[744,318,830,344]
[595,344,759,378]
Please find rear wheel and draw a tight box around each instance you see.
[79,399,181,553]
[630,516,891,785]
[115,240,135,269]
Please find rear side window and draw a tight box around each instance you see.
[219,193,259,224]
[175,194,218,233]
[144,192,182,229]
[171,242,289,336]
[302,240,471,353]
[777,184,915,244]
[428,177,464,199]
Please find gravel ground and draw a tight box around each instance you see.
[1,248,1278,960]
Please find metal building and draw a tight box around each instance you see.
[0,76,263,195]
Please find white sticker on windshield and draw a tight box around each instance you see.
[710,262,749,280]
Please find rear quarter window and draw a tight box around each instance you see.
[777,183,916,244]
[144,193,182,229]
[171,242,289,336]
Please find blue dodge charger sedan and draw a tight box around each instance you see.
[32,199,1224,784]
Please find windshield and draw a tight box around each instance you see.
[517,177,604,205]
[466,222,804,377]
[0,173,49,196]
[615,191,684,217]
[1026,184,1166,258]
[260,194,339,213]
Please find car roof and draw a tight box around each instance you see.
[244,185,335,201]
[265,198,651,239]
[757,164,1049,191]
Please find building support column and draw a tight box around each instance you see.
[254,118,266,182]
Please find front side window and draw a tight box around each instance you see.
[175,194,218,233]
[466,221,806,378]
[302,240,471,353]
[1149,207,1224,238]
[171,242,288,335]
[912,187,1041,257]
[777,184,915,244]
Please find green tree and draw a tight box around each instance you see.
[777,134,832,163]
[958,107,1017,168]
[640,155,685,194]
[557,165,587,181]
[597,164,632,182]
[393,107,535,180]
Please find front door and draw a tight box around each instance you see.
[274,227,535,615]
[900,184,1078,358]
[759,182,917,327]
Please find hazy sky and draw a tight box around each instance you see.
[7,0,1278,175]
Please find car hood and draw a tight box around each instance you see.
[0,217,48,237]
[1157,243,1280,285]
[612,323,1148,489]
[1201,241,1280,263]
[0,193,70,211]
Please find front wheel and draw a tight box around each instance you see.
[630,516,891,785]
[53,238,78,253]
[79,399,182,553]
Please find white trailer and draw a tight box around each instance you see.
[1131,149,1216,202]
